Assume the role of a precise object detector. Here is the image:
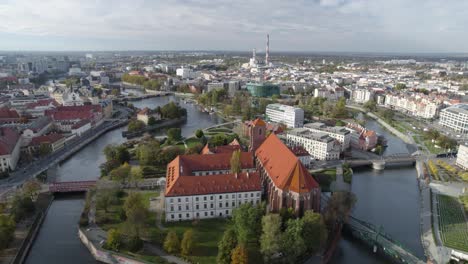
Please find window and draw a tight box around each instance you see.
[186,213,189,218]
[186,205,189,210]
[219,203,222,208]
[204,196,207,201]
[196,197,199,201]
[244,193,248,198]
[170,198,173,203]
[259,128,262,135]
[204,204,207,209]
[196,212,199,217]
[211,203,214,208]
[171,214,174,219]
[185,197,189,202]
[232,202,235,207]
[250,193,254,197]
[205,212,208,216]
[210,196,213,200]
[170,206,174,211]
[179,214,182,219]
[178,206,181,210]
[238,194,241,198]
[219,212,222,216]
[257,192,260,197]
[219,195,222,199]
[232,194,235,198]
[196,205,199,210]
[226,210,229,215]
[211,211,214,216]
[178,198,181,203]
[225,202,228,207]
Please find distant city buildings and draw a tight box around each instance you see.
[265,103,304,128]
[456,144,468,170]
[439,104,468,135]
[246,83,280,97]
[385,92,442,119]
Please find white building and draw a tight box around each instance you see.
[439,104,468,135]
[286,128,340,160]
[385,93,441,119]
[304,122,351,151]
[176,67,196,79]
[456,145,468,170]
[164,152,261,222]
[352,88,374,103]
[265,103,304,128]
[0,128,22,172]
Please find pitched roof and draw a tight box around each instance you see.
[138,107,150,115]
[252,118,266,126]
[25,99,59,109]
[255,134,318,193]
[0,108,20,119]
[0,128,20,155]
[30,133,64,146]
[165,153,259,197]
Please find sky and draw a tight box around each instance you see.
[0,0,467,53]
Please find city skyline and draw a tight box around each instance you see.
[1,0,468,53]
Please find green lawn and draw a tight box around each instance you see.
[185,137,203,148]
[436,194,468,252]
[460,196,468,214]
[164,219,230,264]
[139,191,160,208]
[313,168,337,192]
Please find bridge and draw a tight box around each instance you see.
[48,181,96,193]
[321,194,425,264]
[345,153,429,170]
[203,120,241,131]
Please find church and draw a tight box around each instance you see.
[164,118,320,221]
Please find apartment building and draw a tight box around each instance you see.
[303,122,350,151]
[439,104,468,135]
[456,145,468,170]
[286,128,340,160]
[265,103,304,128]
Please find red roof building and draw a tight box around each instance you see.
[0,108,21,124]
[255,133,320,214]
[0,127,22,172]
[201,139,241,154]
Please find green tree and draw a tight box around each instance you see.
[231,244,248,264]
[281,219,307,263]
[380,109,395,122]
[147,116,157,126]
[185,143,203,155]
[106,228,123,251]
[96,188,119,213]
[0,215,15,250]
[180,229,194,256]
[109,163,131,184]
[22,180,41,199]
[195,129,204,139]
[301,211,328,253]
[323,191,357,227]
[161,101,186,119]
[232,203,264,245]
[123,192,148,237]
[363,99,377,112]
[129,167,143,187]
[128,120,146,133]
[217,228,238,264]
[260,214,282,262]
[332,97,347,118]
[394,83,407,90]
[103,144,130,165]
[164,230,180,254]
[159,146,184,164]
[232,95,242,115]
[166,128,182,143]
[230,150,241,174]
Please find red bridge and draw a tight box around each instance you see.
[49,181,96,193]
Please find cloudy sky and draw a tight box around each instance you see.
[0,0,467,52]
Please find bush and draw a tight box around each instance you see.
[126,235,144,252]
[79,212,89,227]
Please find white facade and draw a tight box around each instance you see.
[286,129,340,160]
[439,104,468,135]
[165,191,261,222]
[352,88,374,103]
[303,122,350,151]
[385,93,441,119]
[176,67,195,79]
[266,103,304,128]
[456,145,468,170]
[0,138,22,172]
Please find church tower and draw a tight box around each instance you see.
[249,118,266,152]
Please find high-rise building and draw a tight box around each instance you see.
[265,103,304,128]
[439,104,468,135]
[456,144,468,170]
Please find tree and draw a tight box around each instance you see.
[128,120,146,133]
[185,143,203,155]
[106,228,123,251]
[161,101,186,119]
[231,244,248,264]
[164,230,180,254]
[301,211,328,253]
[381,109,395,122]
[217,228,238,264]
[96,188,119,213]
[10,194,35,222]
[281,219,307,263]
[260,214,282,262]
[22,180,41,199]
[129,167,143,188]
[363,99,377,112]
[109,163,131,184]
[335,120,345,126]
[0,215,15,250]
[332,97,347,118]
[148,116,157,126]
[323,191,356,228]
[180,229,194,256]
[166,128,182,143]
[394,83,407,90]
[230,150,241,174]
[195,129,204,139]
[103,144,130,165]
[232,95,242,115]
[123,192,148,237]
[232,203,264,245]
[159,146,184,164]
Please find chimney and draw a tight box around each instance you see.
[246,172,250,179]
[235,173,238,179]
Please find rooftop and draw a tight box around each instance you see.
[288,128,335,143]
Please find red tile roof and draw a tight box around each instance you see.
[0,128,20,155]
[0,108,20,119]
[138,107,150,115]
[255,134,318,194]
[165,152,257,196]
[26,99,59,109]
[252,118,266,126]
[30,133,64,146]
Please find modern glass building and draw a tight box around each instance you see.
[246,83,280,97]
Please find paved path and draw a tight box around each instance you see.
[144,243,189,264]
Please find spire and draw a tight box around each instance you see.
[253,48,256,60]
[265,34,270,65]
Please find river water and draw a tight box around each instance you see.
[25,100,424,264]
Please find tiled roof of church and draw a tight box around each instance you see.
[255,134,318,194]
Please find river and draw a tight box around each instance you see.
[25,102,424,264]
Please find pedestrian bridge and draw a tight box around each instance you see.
[49,181,96,193]
[346,153,427,170]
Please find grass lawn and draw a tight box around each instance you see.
[313,168,337,192]
[185,137,203,148]
[436,194,468,252]
[139,190,160,208]
[164,218,230,264]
